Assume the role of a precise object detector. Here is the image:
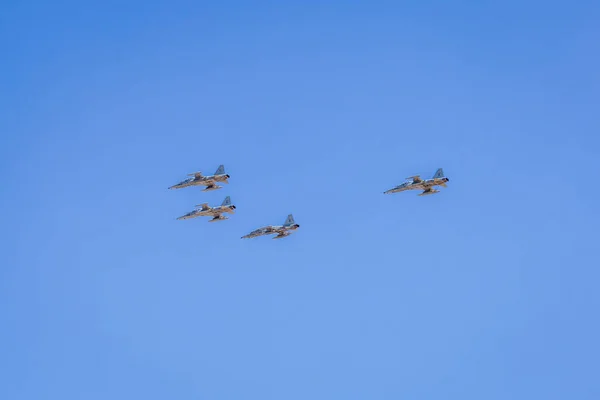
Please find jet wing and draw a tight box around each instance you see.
[259,226,276,235]
[418,188,439,196]
[406,175,422,183]
[195,203,210,210]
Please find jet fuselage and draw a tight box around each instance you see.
[242,223,300,239]
[169,174,230,190]
[177,204,236,220]
[385,176,449,194]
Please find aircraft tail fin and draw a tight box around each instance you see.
[214,164,225,175]
[432,168,444,179]
[221,196,231,206]
[283,214,295,227]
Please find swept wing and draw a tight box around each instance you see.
[406,175,422,183]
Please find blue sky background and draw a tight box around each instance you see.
[1,1,599,399]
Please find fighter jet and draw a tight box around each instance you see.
[168,165,230,191]
[384,168,449,196]
[241,214,300,240]
[177,196,236,222]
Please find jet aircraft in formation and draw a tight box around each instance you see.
[169,164,300,240]
[384,168,449,196]
[177,196,236,222]
[241,214,300,240]
[169,164,449,240]
[169,164,230,192]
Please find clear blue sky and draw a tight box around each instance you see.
[1,1,599,399]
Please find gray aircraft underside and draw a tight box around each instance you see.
[169,164,230,191]
[242,214,300,239]
[384,168,449,196]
